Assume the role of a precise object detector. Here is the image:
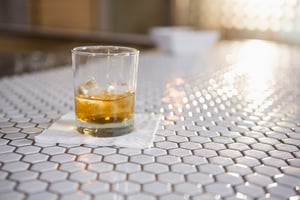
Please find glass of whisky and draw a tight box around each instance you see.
[72,46,139,137]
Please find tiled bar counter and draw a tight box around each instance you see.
[0,40,299,200]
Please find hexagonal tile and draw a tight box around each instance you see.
[93,147,117,155]
[26,192,58,200]
[61,193,91,200]
[275,143,298,152]
[22,127,43,134]
[243,131,264,139]
[254,165,281,177]
[212,136,234,144]
[267,184,297,199]
[189,136,211,144]
[182,155,207,165]
[209,156,234,166]
[281,166,300,178]
[287,158,300,167]
[129,172,155,184]
[22,153,49,163]
[0,138,9,145]
[276,121,297,129]
[203,142,226,151]
[0,145,16,154]
[236,183,265,198]
[113,181,141,195]
[251,143,275,151]
[169,148,192,157]
[271,126,292,133]
[219,130,241,138]
[158,172,184,184]
[60,161,86,173]
[156,141,178,150]
[2,161,29,173]
[282,138,300,146]
[187,173,214,185]
[77,153,102,164]
[235,136,257,145]
[216,173,243,186]
[81,181,109,194]
[171,163,196,174]
[261,157,288,168]
[235,156,261,167]
[94,193,123,200]
[49,180,79,194]
[175,182,202,195]
[0,121,15,128]
[143,148,167,156]
[245,173,273,187]
[0,191,25,200]
[229,126,250,134]
[51,154,75,164]
[30,161,58,172]
[274,174,300,188]
[100,171,126,183]
[41,146,66,155]
[198,130,220,138]
[179,142,201,151]
[68,146,92,155]
[103,154,128,164]
[0,179,16,192]
[167,135,188,143]
[288,132,300,140]
[17,180,48,194]
[205,183,234,197]
[10,170,38,182]
[257,137,280,145]
[243,149,268,159]
[70,170,97,183]
[143,182,171,195]
[88,162,113,173]
[156,155,181,165]
[144,163,169,174]
[193,193,217,200]
[9,138,33,147]
[266,131,288,140]
[2,127,21,135]
[16,146,41,155]
[226,164,253,176]
[198,163,225,175]
[130,154,154,165]
[218,149,242,158]
[116,163,141,173]
[194,149,217,158]
[0,152,22,163]
[40,170,68,183]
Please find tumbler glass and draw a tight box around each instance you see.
[72,46,139,137]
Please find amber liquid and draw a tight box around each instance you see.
[75,91,135,125]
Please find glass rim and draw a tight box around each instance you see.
[71,45,139,56]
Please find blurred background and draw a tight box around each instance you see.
[1,0,300,77]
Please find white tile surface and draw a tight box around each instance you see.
[0,41,300,199]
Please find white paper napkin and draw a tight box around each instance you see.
[35,112,161,149]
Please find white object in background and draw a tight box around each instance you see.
[150,26,220,55]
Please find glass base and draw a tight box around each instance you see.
[76,118,134,137]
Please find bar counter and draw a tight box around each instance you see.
[0,40,299,200]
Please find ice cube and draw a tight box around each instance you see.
[115,82,129,93]
[107,85,116,93]
[106,82,129,94]
[78,77,102,96]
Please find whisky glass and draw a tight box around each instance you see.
[72,46,139,137]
